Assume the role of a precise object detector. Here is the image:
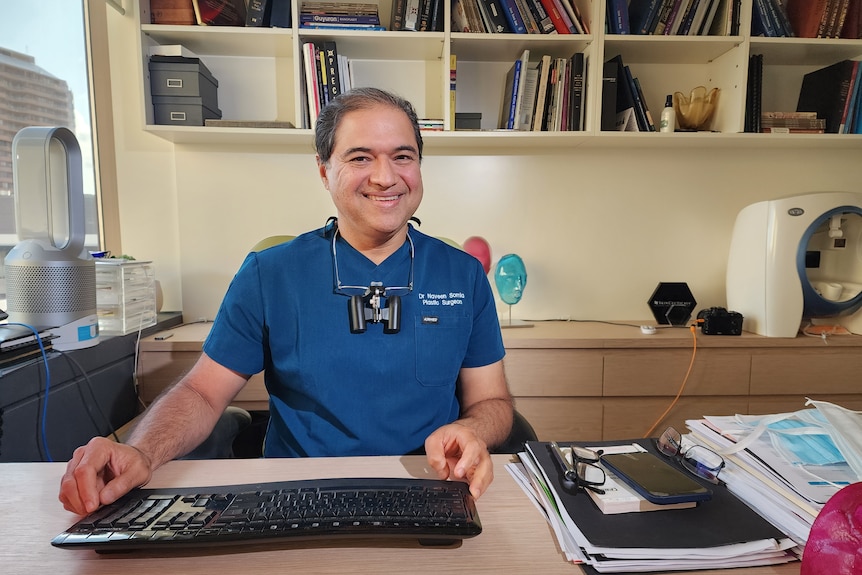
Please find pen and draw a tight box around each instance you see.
[549,441,578,485]
[154,333,173,340]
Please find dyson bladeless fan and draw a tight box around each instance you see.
[4,127,99,350]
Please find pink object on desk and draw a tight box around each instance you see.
[801,482,862,574]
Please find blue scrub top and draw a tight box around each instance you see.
[203,225,505,457]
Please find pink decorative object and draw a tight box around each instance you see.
[463,236,491,274]
[801,482,862,574]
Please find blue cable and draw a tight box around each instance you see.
[7,322,53,462]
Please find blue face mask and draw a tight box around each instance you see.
[763,416,845,467]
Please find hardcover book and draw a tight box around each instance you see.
[524,0,556,33]
[567,52,585,131]
[518,65,540,131]
[513,49,532,130]
[323,41,342,100]
[608,0,631,33]
[784,0,830,37]
[601,60,619,131]
[665,0,689,35]
[538,0,568,32]
[191,0,247,25]
[500,58,523,129]
[150,0,196,25]
[558,0,586,32]
[499,0,528,32]
[477,0,512,32]
[606,55,641,131]
[629,0,661,33]
[269,0,293,27]
[513,0,541,33]
[653,0,679,33]
[532,54,552,130]
[246,0,272,26]
[797,58,856,133]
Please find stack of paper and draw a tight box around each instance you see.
[508,439,798,572]
[686,415,858,548]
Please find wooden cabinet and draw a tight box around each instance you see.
[133,0,862,150]
[138,321,862,441]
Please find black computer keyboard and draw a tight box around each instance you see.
[51,477,482,551]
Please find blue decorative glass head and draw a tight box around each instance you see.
[495,254,527,305]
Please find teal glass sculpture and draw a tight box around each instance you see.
[494,254,527,305]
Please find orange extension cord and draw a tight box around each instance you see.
[642,323,698,439]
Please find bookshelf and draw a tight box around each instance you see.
[135,0,862,150]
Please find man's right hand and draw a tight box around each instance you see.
[58,436,153,515]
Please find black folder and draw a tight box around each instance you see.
[525,439,788,550]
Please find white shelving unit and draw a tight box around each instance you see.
[135,0,862,151]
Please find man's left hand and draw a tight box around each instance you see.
[424,423,493,499]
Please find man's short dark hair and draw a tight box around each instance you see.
[314,87,423,164]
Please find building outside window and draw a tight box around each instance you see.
[0,1,102,306]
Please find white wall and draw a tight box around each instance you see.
[106,10,862,323]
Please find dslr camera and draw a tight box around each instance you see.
[696,307,743,336]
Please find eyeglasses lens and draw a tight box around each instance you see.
[577,461,606,486]
[681,445,725,483]
[570,446,600,463]
[657,427,683,457]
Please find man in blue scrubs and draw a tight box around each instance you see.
[59,88,514,515]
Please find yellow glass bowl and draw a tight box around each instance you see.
[673,87,720,130]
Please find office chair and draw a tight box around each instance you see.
[492,409,539,454]
[178,236,296,459]
[179,406,253,459]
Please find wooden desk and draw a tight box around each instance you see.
[1,455,797,575]
[138,321,862,441]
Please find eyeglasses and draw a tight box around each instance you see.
[331,228,414,298]
[656,427,725,484]
[331,226,414,334]
[549,442,607,494]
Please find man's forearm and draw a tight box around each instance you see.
[126,381,225,470]
[458,396,515,449]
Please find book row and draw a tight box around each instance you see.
[747,56,862,134]
[615,0,741,35]
[499,49,587,131]
[301,41,351,127]
[780,0,862,39]
[602,53,657,132]
[300,0,385,30]
[453,0,589,34]
[390,0,445,31]
[150,0,293,27]
[798,59,862,134]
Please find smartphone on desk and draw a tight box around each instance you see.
[600,451,712,505]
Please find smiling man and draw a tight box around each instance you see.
[59,88,513,516]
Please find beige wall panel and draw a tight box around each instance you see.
[504,349,603,396]
[603,349,750,396]
[602,397,750,441]
[514,398,604,442]
[750,350,862,395]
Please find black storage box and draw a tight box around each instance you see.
[152,95,222,126]
[149,56,218,98]
[455,112,482,130]
[149,56,219,125]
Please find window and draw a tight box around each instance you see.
[0,0,117,307]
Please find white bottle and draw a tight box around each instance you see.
[660,95,676,133]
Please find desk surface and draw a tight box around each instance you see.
[3,455,797,575]
[143,319,862,351]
